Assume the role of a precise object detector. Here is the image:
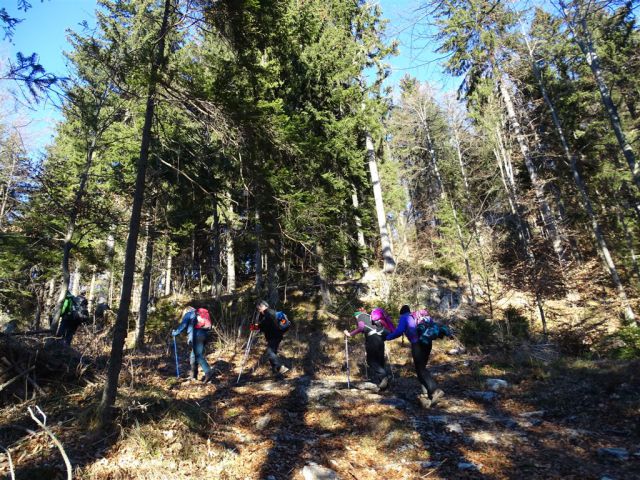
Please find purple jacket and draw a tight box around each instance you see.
[386,312,419,344]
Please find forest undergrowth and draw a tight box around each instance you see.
[1,272,639,480]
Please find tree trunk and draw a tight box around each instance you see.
[210,197,222,297]
[351,186,369,270]
[135,219,155,350]
[225,196,236,293]
[88,268,97,312]
[316,243,331,306]
[164,251,172,296]
[45,277,56,320]
[71,260,82,295]
[499,78,567,265]
[522,26,637,323]
[106,234,115,306]
[255,209,263,291]
[559,0,640,192]
[366,132,395,273]
[99,0,173,427]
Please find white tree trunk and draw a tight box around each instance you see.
[164,252,172,296]
[225,196,236,293]
[366,132,395,273]
[88,268,97,312]
[71,261,82,295]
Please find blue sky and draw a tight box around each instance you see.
[1,0,455,151]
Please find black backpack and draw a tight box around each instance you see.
[71,296,90,324]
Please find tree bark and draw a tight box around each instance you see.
[99,0,173,427]
[366,132,395,273]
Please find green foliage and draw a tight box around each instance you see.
[610,325,640,360]
[459,315,497,348]
[499,306,530,340]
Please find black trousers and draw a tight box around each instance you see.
[57,315,80,346]
[265,334,283,373]
[364,333,387,384]
[411,341,438,397]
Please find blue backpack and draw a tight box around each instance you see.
[276,311,291,332]
[414,313,453,344]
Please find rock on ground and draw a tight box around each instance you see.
[301,462,339,480]
[485,378,509,391]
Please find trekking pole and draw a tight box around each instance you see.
[237,329,255,384]
[345,336,351,389]
[173,336,180,378]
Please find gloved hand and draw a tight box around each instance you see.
[249,323,260,331]
[343,330,351,337]
[171,329,178,337]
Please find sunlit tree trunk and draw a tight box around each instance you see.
[164,251,172,296]
[71,260,82,295]
[225,196,236,293]
[366,132,395,273]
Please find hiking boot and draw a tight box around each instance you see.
[378,376,389,391]
[203,370,215,384]
[430,389,445,406]
[277,365,290,375]
[419,394,432,409]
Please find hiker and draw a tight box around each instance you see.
[55,290,89,346]
[343,307,394,390]
[385,305,445,408]
[253,300,290,376]
[172,306,214,383]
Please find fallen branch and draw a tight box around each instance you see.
[28,405,72,480]
[0,444,16,480]
[0,365,35,393]
[1,358,45,396]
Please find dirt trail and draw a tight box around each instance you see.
[1,317,639,479]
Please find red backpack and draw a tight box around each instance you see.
[195,308,212,330]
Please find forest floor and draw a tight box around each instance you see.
[1,296,639,480]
